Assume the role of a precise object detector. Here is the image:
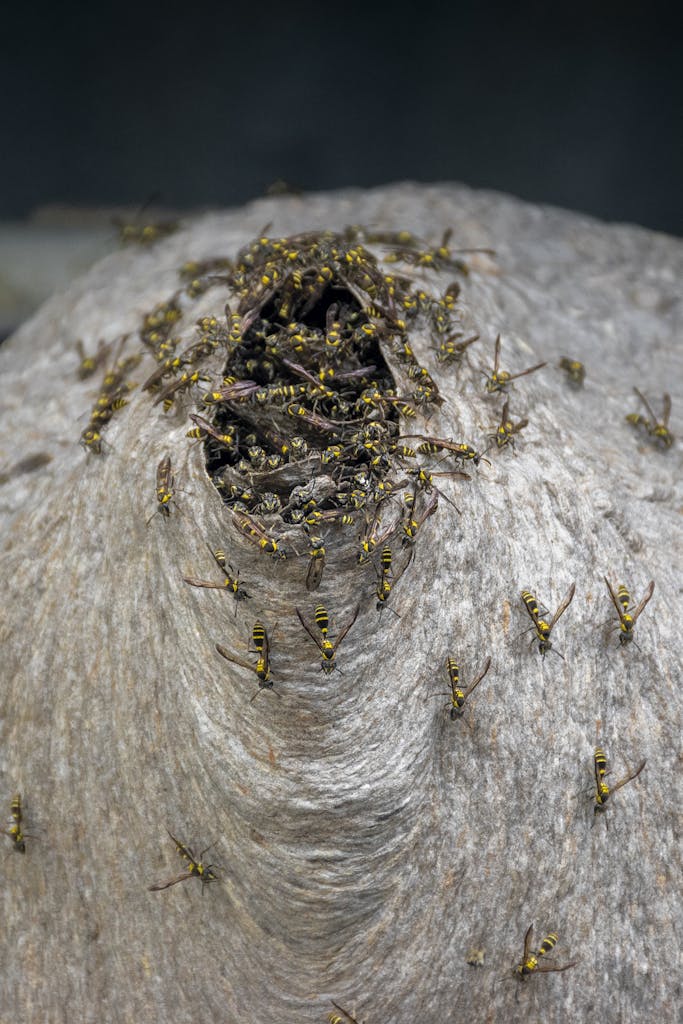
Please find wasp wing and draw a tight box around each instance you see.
[332,605,361,652]
[630,581,655,624]
[610,758,646,795]
[549,582,576,629]
[460,656,492,701]
[296,608,326,653]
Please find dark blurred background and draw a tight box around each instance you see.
[1,2,681,232]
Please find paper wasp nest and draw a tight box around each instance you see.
[0,184,681,1024]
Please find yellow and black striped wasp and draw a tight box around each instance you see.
[183,544,251,611]
[406,467,467,515]
[328,1000,362,1024]
[216,621,278,701]
[515,925,576,980]
[400,433,490,468]
[626,388,674,449]
[482,334,546,394]
[296,604,360,675]
[201,378,261,406]
[603,577,654,649]
[428,656,492,722]
[186,413,237,450]
[232,511,286,560]
[401,487,439,547]
[153,369,211,410]
[488,397,528,451]
[5,794,38,853]
[357,504,398,565]
[520,583,575,659]
[559,356,585,386]
[146,455,181,524]
[148,828,219,892]
[592,747,646,821]
[374,543,400,615]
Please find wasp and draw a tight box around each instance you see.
[515,925,576,979]
[296,603,360,675]
[285,404,344,435]
[147,455,180,524]
[407,467,468,515]
[216,621,278,701]
[328,1001,362,1024]
[79,428,104,454]
[148,828,219,892]
[142,356,184,393]
[603,577,654,648]
[75,338,113,379]
[305,535,326,592]
[357,504,398,565]
[482,334,546,394]
[5,794,37,853]
[232,511,285,559]
[488,398,528,451]
[183,544,251,609]
[201,378,261,405]
[626,388,674,449]
[401,487,439,546]
[114,214,179,247]
[592,747,646,818]
[281,356,344,403]
[153,369,210,409]
[559,357,585,386]
[186,413,237,449]
[401,434,490,467]
[383,227,492,273]
[428,656,492,721]
[374,543,401,614]
[265,429,309,461]
[436,332,480,365]
[520,583,576,659]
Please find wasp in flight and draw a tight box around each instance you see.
[482,334,546,394]
[296,604,360,675]
[183,544,251,609]
[520,583,575,659]
[626,388,674,449]
[603,577,654,648]
[114,214,179,247]
[592,747,646,819]
[515,925,576,979]
[148,828,219,892]
[559,357,585,386]
[429,656,492,721]
[216,621,278,701]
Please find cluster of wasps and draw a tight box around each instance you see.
[78,338,141,454]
